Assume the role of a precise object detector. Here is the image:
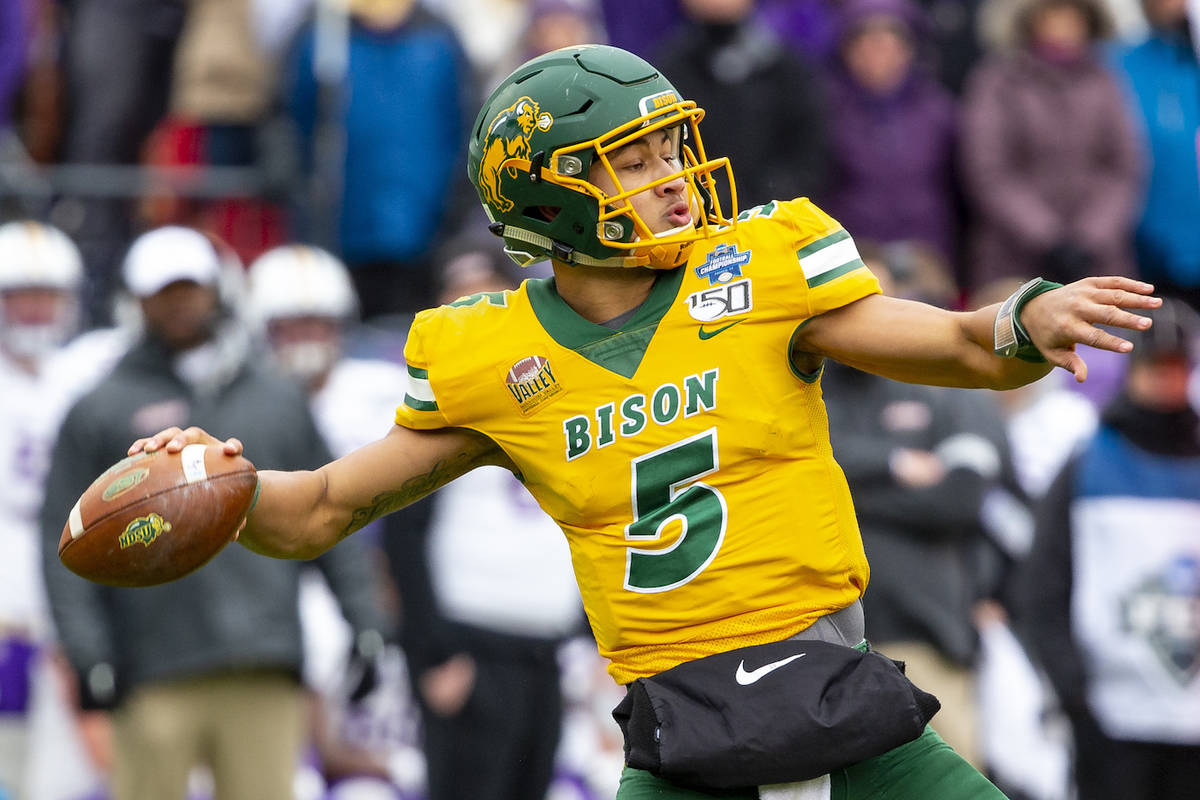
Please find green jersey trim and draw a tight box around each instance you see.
[526,268,686,378]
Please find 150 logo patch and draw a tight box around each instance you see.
[687,278,752,323]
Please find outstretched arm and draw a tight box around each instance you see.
[793,277,1159,389]
[129,424,506,560]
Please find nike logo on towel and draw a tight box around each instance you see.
[735,653,806,685]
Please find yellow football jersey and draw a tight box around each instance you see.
[396,198,881,684]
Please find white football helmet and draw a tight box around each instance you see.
[246,244,359,324]
[0,220,84,292]
[0,221,85,360]
[246,244,359,384]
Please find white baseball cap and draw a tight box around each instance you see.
[122,226,222,297]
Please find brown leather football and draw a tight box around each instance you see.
[58,444,258,587]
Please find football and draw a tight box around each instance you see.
[58,444,258,587]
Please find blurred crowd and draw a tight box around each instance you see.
[0,0,1199,799]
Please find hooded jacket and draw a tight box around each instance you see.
[821,0,960,265]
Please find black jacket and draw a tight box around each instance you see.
[39,332,387,705]
[823,362,1009,663]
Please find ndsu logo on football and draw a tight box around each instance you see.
[506,355,564,415]
[478,96,554,213]
[118,512,172,550]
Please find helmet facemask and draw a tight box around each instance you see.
[548,101,737,270]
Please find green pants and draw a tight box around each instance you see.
[616,726,1007,799]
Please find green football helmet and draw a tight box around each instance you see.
[467,45,738,270]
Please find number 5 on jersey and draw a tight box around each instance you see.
[625,429,728,593]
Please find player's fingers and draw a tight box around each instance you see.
[1090,288,1162,315]
[1046,348,1088,383]
[135,427,185,454]
[222,438,244,456]
[1074,302,1154,335]
[1079,276,1156,296]
[1081,325,1137,355]
[164,426,216,453]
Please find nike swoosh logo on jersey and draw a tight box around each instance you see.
[735,653,806,685]
[697,320,743,340]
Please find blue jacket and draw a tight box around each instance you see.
[1111,32,1200,289]
[287,11,472,265]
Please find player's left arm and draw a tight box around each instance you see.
[793,276,1160,388]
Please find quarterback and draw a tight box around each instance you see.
[130,47,1160,799]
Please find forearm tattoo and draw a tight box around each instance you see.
[341,448,486,538]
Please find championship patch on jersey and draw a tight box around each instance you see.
[795,229,865,289]
[694,243,752,286]
[505,355,564,416]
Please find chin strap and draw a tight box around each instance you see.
[497,223,682,269]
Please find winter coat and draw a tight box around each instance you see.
[960,49,1142,291]
[821,66,959,265]
[1110,30,1200,291]
[284,10,473,265]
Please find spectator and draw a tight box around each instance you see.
[822,243,1009,768]
[599,0,683,59]
[960,0,1141,295]
[757,0,842,66]
[39,225,389,800]
[1018,297,1200,800]
[485,0,608,98]
[56,0,189,326]
[821,0,961,270]
[653,0,830,210]
[1109,0,1200,309]
[0,221,96,800]
[912,0,990,93]
[146,0,289,264]
[380,247,586,800]
[422,0,529,80]
[282,0,476,323]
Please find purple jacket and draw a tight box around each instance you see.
[959,51,1142,291]
[821,66,959,264]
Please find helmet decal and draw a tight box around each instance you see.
[477,97,555,213]
[638,90,681,117]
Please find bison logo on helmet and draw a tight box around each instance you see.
[478,96,554,213]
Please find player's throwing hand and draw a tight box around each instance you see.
[129,426,244,458]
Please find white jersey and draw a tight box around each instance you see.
[0,356,57,635]
[0,328,126,633]
[311,357,409,457]
[428,466,584,639]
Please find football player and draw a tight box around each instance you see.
[130,46,1161,799]
[0,221,103,800]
